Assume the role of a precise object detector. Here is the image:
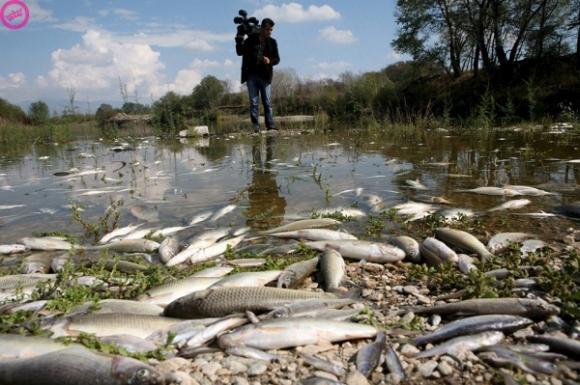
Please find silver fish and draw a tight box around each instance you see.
[415,331,505,358]
[300,352,345,376]
[392,201,437,222]
[0,334,74,360]
[0,273,57,290]
[412,315,533,346]
[457,187,522,196]
[435,227,493,261]
[479,345,558,374]
[189,210,213,225]
[67,299,163,317]
[99,224,143,244]
[218,318,377,350]
[21,252,54,274]
[19,237,74,251]
[487,232,535,254]
[189,235,245,265]
[406,179,428,190]
[277,257,319,289]
[226,346,280,362]
[210,204,237,222]
[527,335,580,359]
[93,239,159,253]
[420,237,458,266]
[386,235,420,263]
[99,334,158,354]
[50,253,71,273]
[0,346,164,385]
[356,332,385,377]
[262,218,341,235]
[191,266,234,278]
[306,240,405,264]
[183,316,247,349]
[457,254,478,274]
[384,346,405,383]
[270,229,357,241]
[139,277,220,306]
[227,258,266,268]
[504,185,554,196]
[320,249,345,292]
[313,207,367,219]
[158,236,180,264]
[0,244,29,254]
[130,205,159,222]
[209,270,281,289]
[488,199,531,212]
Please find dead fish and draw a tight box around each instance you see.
[359,194,385,213]
[300,352,345,376]
[412,315,533,346]
[320,249,345,292]
[513,211,558,218]
[209,270,281,289]
[0,346,164,385]
[301,377,345,385]
[158,236,180,264]
[435,227,493,261]
[151,226,191,238]
[420,237,458,266]
[139,277,220,306]
[435,208,474,222]
[227,258,266,268]
[392,201,437,221]
[384,346,405,383]
[306,240,405,264]
[456,187,522,196]
[262,298,356,320]
[189,235,245,265]
[92,239,159,253]
[415,331,505,358]
[313,207,367,219]
[21,252,54,274]
[386,235,420,263]
[166,238,217,267]
[50,253,71,273]
[191,266,234,278]
[218,318,377,350]
[67,299,163,317]
[209,204,237,222]
[527,335,580,359]
[226,346,280,362]
[405,179,428,190]
[130,205,159,222]
[182,316,247,349]
[164,287,338,318]
[520,239,548,256]
[488,199,531,212]
[406,298,559,319]
[0,274,57,291]
[487,232,535,254]
[277,257,319,289]
[20,237,74,251]
[189,210,213,225]
[98,334,158,354]
[99,224,143,244]
[270,229,357,241]
[457,254,478,274]
[0,244,29,254]
[504,185,554,196]
[0,334,74,360]
[261,218,341,235]
[356,332,385,377]
[479,345,558,375]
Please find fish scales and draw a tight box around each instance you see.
[164,286,338,318]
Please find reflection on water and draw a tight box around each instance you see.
[0,127,579,243]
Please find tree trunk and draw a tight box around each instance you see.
[474,45,480,77]
[577,6,580,69]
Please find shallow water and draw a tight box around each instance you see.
[0,126,579,244]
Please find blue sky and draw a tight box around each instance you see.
[0,1,402,109]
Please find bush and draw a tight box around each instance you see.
[28,101,49,125]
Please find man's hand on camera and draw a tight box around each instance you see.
[263,56,271,65]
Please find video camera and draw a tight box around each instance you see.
[234,9,260,37]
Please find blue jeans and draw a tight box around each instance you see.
[247,74,275,130]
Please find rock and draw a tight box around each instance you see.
[429,314,442,327]
[400,344,420,356]
[233,377,250,385]
[165,371,199,385]
[156,357,191,373]
[223,358,248,375]
[248,361,268,376]
[418,360,438,378]
[550,378,563,385]
[362,263,384,273]
[438,361,453,376]
[201,362,221,378]
[346,370,370,385]
[401,311,415,324]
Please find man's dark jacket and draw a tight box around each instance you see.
[235,34,280,84]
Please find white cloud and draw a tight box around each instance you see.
[36,75,48,88]
[311,61,351,71]
[254,3,340,23]
[0,73,26,89]
[121,30,230,51]
[319,26,357,44]
[28,0,57,23]
[56,16,98,32]
[48,30,165,97]
[98,8,139,21]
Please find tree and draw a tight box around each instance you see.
[152,92,188,133]
[272,68,300,99]
[95,103,116,128]
[28,101,49,125]
[190,75,226,111]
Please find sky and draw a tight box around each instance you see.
[0,0,402,111]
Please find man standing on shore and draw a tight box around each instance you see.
[235,18,280,133]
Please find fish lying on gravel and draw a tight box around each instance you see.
[99,334,158,354]
[99,224,143,244]
[92,239,160,253]
[386,235,420,262]
[49,313,183,339]
[527,335,580,359]
[225,346,280,362]
[435,227,493,260]
[191,266,233,278]
[0,244,29,254]
[384,346,406,382]
[414,331,505,358]
[301,377,345,385]
[0,273,57,290]
[21,252,54,274]
[0,334,76,360]
[277,257,319,289]
[261,218,341,235]
[262,298,356,320]
[189,235,245,265]
[306,240,405,264]
[405,298,559,319]
[420,237,458,266]
[138,277,220,306]
[218,318,377,350]
[19,237,74,251]
[320,249,345,292]
[164,287,338,318]
[299,352,345,376]
[488,199,531,212]
[0,346,164,385]
[479,345,558,375]
[487,232,536,253]
[412,315,533,346]
[270,229,357,241]
[181,316,247,349]
[67,299,164,317]
[356,332,385,377]
[209,270,281,289]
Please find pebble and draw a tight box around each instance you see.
[400,344,420,356]
[401,311,415,324]
[362,263,384,273]
[438,361,453,376]
[550,378,563,385]
[418,360,438,378]
[166,371,198,385]
[346,370,370,385]
[233,377,250,385]
[248,361,268,376]
[223,358,248,375]
[429,314,442,327]
[201,362,221,378]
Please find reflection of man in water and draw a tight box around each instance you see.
[245,135,287,228]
